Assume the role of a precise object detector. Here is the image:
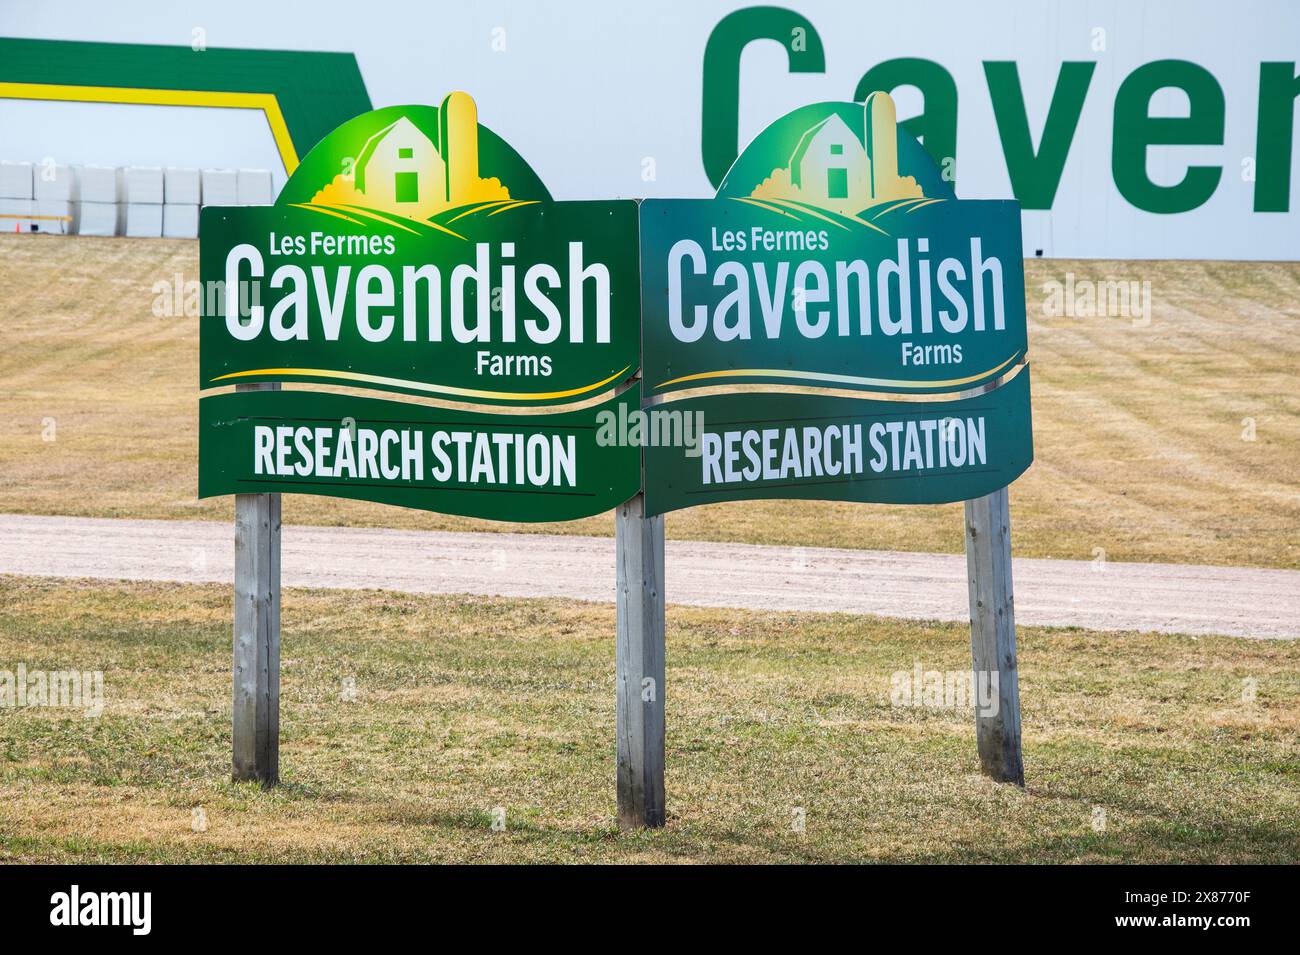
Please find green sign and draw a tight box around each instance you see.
[200,90,1033,522]
[640,94,1033,516]
[199,93,640,521]
[200,387,639,522]
[200,97,639,405]
[643,370,1032,515]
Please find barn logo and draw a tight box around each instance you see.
[747,92,929,221]
[302,92,527,231]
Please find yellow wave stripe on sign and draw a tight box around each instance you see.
[902,198,947,215]
[648,359,1030,406]
[209,365,634,402]
[655,352,1023,391]
[487,200,541,216]
[0,82,300,174]
[288,202,423,236]
[288,202,470,240]
[445,199,516,223]
[284,204,366,227]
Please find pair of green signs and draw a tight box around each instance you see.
[199,92,1032,520]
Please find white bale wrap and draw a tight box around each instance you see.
[33,200,74,235]
[33,164,77,201]
[164,167,202,205]
[76,201,118,237]
[0,198,35,231]
[236,168,274,205]
[201,168,239,206]
[0,162,34,200]
[162,203,200,239]
[78,165,119,203]
[123,202,164,237]
[119,166,164,204]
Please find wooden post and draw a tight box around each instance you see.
[233,382,281,786]
[615,492,666,828]
[963,484,1024,786]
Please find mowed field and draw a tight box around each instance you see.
[1,235,1299,568]
[1,575,1297,864]
[3,237,1299,864]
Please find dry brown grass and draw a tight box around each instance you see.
[2,235,1298,567]
[1,575,1296,863]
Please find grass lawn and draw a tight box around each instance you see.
[0,576,1296,863]
[2,237,1299,569]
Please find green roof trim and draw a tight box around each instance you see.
[0,36,373,161]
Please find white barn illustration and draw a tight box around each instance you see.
[354,116,446,218]
[344,92,500,219]
[789,114,870,209]
[755,91,923,214]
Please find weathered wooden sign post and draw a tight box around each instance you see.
[965,474,1024,784]
[200,88,1033,819]
[964,378,1023,784]
[231,381,280,785]
[615,492,666,827]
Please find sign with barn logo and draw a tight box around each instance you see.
[198,92,639,521]
[639,93,1033,516]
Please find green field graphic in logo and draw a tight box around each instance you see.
[640,92,1032,516]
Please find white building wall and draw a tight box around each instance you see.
[1,0,1297,258]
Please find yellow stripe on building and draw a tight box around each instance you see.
[0,82,300,174]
